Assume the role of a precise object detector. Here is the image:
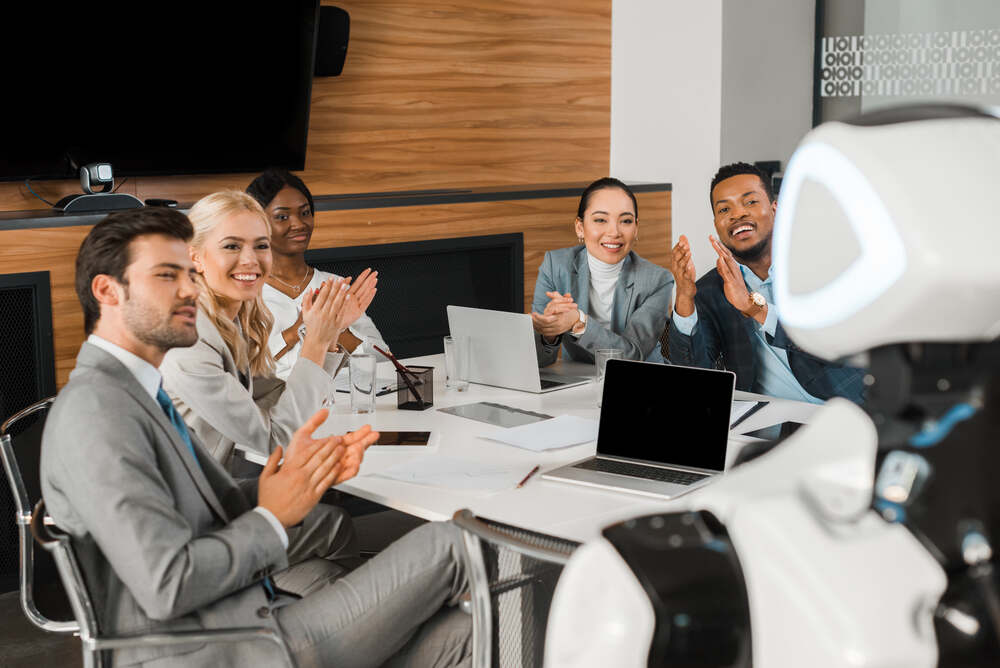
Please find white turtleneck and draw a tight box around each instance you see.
[586,252,624,327]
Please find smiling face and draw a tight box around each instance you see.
[574,187,638,264]
[119,234,200,352]
[711,173,776,263]
[191,210,272,316]
[266,185,314,256]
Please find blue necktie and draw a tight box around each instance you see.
[156,386,201,470]
[156,386,277,600]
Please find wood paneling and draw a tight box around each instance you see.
[0,0,611,211]
[0,190,669,387]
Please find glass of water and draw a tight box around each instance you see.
[349,353,377,414]
[595,348,623,407]
[443,335,470,391]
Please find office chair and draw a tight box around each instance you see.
[0,396,76,633]
[453,509,579,668]
[30,498,297,668]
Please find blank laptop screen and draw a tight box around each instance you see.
[597,360,735,472]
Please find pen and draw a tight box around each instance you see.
[730,400,769,430]
[517,465,541,488]
[373,345,425,408]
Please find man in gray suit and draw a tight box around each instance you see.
[41,208,471,667]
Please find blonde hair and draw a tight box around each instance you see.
[188,191,276,377]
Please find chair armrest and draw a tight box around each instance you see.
[452,509,576,565]
[91,627,295,666]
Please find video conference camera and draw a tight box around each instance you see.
[55,162,144,214]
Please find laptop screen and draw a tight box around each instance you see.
[597,360,735,472]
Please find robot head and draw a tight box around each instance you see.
[772,105,1000,360]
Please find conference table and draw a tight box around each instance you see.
[244,354,819,544]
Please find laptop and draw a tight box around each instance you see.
[543,359,736,499]
[446,305,592,393]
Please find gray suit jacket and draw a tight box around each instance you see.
[160,309,345,473]
[40,343,290,667]
[532,246,674,365]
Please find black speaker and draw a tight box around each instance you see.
[315,6,350,77]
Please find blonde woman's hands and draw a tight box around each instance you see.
[334,268,378,333]
[299,278,350,362]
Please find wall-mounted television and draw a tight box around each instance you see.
[3,1,319,182]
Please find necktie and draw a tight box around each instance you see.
[156,387,277,600]
[156,386,201,469]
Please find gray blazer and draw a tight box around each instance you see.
[160,309,345,473]
[532,246,674,365]
[40,343,290,667]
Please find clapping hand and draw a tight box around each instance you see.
[530,291,580,342]
[710,235,764,323]
[301,276,350,355]
[670,235,697,317]
[335,268,378,332]
[258,410,379,528]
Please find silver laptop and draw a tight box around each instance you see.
[446,305,591,393]
[543,359,736,499]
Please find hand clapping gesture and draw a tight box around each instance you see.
[258,409,380,528]
[335,268,378,333]
[709,235,766,325]
[530,291,581,342]
[669,235,698,317]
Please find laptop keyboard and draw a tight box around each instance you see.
[574,459,710,485]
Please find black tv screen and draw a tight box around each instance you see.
[3,1,319,181]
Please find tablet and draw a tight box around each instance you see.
[370,431,433,449]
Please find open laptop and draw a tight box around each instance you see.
[543,359,736,499]
[446,305,591,393]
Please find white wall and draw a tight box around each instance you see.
[720,0,815,169]
[610,0,723,277]
[611,0,815,277]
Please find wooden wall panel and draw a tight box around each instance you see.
[0,191,668,387]
[0,0,611,211]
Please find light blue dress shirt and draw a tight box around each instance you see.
[671,266,823,404]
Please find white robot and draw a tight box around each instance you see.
[546,104,1000,667]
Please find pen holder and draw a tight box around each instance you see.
[397,366,434,410]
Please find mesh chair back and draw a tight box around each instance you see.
[0,397,75,631]
[453,510,579,668]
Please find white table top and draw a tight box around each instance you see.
[247,354,819,544]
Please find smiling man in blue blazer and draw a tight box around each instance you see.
[666,162,865,404]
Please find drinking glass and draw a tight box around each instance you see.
[443,335,470,391]
[349,353,377,414]
[595,348,623,407]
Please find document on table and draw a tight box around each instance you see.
[372,456,526,494]
[730,400,766,429]
[480,415,598,451]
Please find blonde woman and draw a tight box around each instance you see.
[160,190,378,475]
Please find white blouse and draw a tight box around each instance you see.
[586,252,624,327]
[263,268,388,380]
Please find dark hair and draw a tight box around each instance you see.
[246,169,315,216]
[709,162,775,208]
[75,207,194,335]
[576,177,639,220]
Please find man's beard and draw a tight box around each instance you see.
[122,290,198,351]
[726,229,772,265]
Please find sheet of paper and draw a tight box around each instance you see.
[480,415,598,451]
[730,400,759,426]
[371,456,525,493]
